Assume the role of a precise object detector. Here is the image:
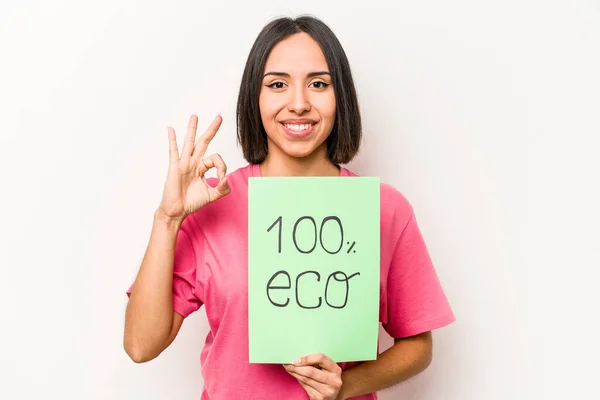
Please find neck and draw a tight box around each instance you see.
[259,143,340,177]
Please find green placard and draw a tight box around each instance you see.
[248,176,380,364]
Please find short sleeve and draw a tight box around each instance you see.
[382,213,455,338]
[126,218,203,318]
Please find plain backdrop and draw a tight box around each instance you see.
[1,1,599,399]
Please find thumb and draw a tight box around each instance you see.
[211,176,231,200]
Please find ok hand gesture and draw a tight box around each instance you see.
[158,114,230,222]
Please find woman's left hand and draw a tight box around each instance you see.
[284,353,343,400]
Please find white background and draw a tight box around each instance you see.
[1,1,599,399]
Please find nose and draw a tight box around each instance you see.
[287,86,311,114]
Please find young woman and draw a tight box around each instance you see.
[124,15,455,400]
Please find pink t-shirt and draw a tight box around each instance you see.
[127,164,455,399]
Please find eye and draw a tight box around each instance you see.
[266,81,286,89]
[310,81,330,89]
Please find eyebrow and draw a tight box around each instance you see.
[262,71,331,79]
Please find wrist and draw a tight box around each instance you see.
[154,208,185,230]
[337,370,352,400]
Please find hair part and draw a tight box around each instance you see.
[236,15,362,165]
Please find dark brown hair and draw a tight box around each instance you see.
[236,15,362,164]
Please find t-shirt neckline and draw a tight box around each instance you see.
[250,163,349,177]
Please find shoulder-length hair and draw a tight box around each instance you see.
[236,15,362,165]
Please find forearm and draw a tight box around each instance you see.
[123,208,183,361]
[338,332,433,400]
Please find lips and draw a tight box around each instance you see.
[283,123,312,131]
[280,121,316,138]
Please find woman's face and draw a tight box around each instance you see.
[259,32,336,161]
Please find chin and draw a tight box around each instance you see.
[280,144,318,159]
[266,133,328,160]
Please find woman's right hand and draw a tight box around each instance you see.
[157,114,230,222]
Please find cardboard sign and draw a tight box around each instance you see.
[248,176,380,363]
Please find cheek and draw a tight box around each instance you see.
[314,93,337,123]
[258,94,268,119]
[259,92,282,121]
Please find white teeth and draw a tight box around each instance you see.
[284,123,312,131]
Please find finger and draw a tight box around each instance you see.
[293,353,341,374]
[291,375,321,399]
[196,153,227,179]
[167,127,179,166]
[181,114,199,158]
[192,114,222,160]
[208,175,230,201]
[286,369,332,396]
[285,364,331,385]
[298,383,322,399]
[303,385,321,399]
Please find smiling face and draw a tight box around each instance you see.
[259,32,336,162]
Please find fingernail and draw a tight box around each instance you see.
[293,358,301,365]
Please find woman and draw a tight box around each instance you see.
[124,15,455,400]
